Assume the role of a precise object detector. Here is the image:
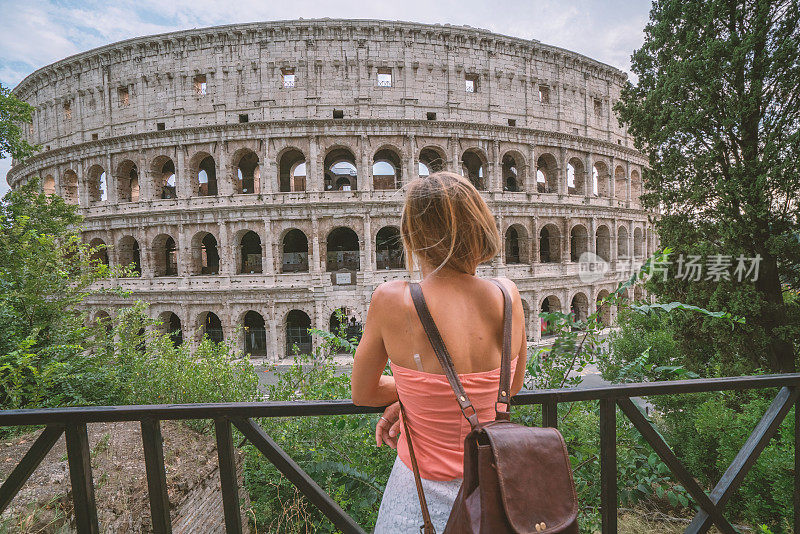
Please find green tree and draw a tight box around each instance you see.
[615,0,800,372]
[0,81,38,161]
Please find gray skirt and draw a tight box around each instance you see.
[373,456,462,533]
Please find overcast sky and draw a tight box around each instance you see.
[0,0,652,196]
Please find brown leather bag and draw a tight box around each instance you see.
[401,279,579,534]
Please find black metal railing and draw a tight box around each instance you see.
[0,373,798,534]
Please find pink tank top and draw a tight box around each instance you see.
[392,357,518,481]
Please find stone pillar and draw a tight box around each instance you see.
[309,136,322,192]
[609,156,616,200]
[361,135,371,192]
[563,216,571,262]
[106,153,117,204]
[218,145,233,196]
[268,315,279,361]
[490,140,501,192]
[77,160,89,207]
[625,162,632,202]
[262,139,274,194]
[611,219,619,263]
[531,216,539,265]
[450,135,459,172]
[178,225,192,277]
[176,147,190,198]
[496,213,505,266]
[363,214,373,272]
[589,217,597,255]
[528,144,536,193]
[407,135,416,186]
[585,152,594,198]
[558,148,567,196]
[219,221,232,276]
[263,220,275,275]
[138,151,152,201]
[532,290,541,344]
[311,216,322,273]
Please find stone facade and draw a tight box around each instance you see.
[7,19,654,359]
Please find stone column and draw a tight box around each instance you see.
[563,216,571,262]
[609,156,616,200]
[138,151,152,201]
[625,162,632,202]
[590,217,597,255]
[532,290,541,343]
[361,135,371,192]
[611,219,619,263]
[77,160,89,207]
[528,144,536,193]
[490,140,501,192]
[178,225,192,276]
[309,136,322,192]
[558,148,567,196]
[311,216,322,273]
[531,216,539,265]
[262,138,274,194]
[218,221,232,276]
[106,153,117,204]
[176,147,190,198]
[585,152,594,198]
[263,219,275,275]
[218,144,233,196]
[406,135,416,186]
[363,214,373,272]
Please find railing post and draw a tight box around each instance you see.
[542,400,558,428]
[141,420,172,534]
[65,423,100,534]
[600,398,617,534]
[215,418,243,534]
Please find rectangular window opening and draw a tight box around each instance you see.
[377,67,392,87]
[92,133,99,140]
[426,112,437,121]
[239,114,249,123]
[594,98,603,118]
[194,74,207,96]
[465,74,479,93]
[156,122,165,131]
[282,68,296,88]
[63,101,72,120]
[538,85,550,104]
[118,87,130,107]
[507,119,516,127]
[333,109,344,119]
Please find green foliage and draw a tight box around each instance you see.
[0,82,39,161]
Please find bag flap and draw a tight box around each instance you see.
[482,422,578,534]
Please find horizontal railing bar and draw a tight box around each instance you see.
[0,374,798,426]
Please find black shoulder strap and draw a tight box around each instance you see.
[408,279,513,426]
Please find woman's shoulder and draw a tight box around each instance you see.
[370,280,408,306]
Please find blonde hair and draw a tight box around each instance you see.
[400,171,500,275]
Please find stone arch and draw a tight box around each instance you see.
[631,169,642,201]
[278,148,307,192]
[282,229,309,273]
[232,148,260,194]
[570,224,589,262]
[539,223,561,263]
[87,165,107,203]
[596,224,611,262]
[593,161,609,197]
[634,227,644,258]
[505,224,529,264]
[151,156,176,199]
[286,309,312,356]
[157,311,183,346]
[461,148,487,190]
[329,306,363,347]
[567,157,585,196]
[243,310,267,356]
[521,298,532,340]
[88,237,109,266]
[152,233,178,277]
[570,292,589,323]
[373,147,402,190]
[418,146,446,176]
[596,289,611,327]
[191,231,220,275]
[615,165,627,200]
[324,147,358,191]
[501,151,524,192]
[62,169,78,204]
[326,227,360,271]
[540,295,561,337]
[117,235,141,276]
[376,226,404,269]
[536,153,559,193]
[617,226,629,258]
[238,230,262,274]
[43,174,55,196]
[189,152,217,197]
[116,160,139,202]
[198,311,223,344]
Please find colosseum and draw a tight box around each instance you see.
[6,18,654,359]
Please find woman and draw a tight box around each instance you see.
[351,171,528,532]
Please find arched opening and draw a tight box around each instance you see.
[159,312,183,347]
[419,147,446,176]
[567,158,585,195]
[596,225,611,262]
[325,148,357,191]
[329,307,363,346]
[62,170,78,204]
[118,236,141,276]
[88,165,107,203]
[43,175,55,196]
[89,238,109,266]
[116,160,139,202]
[326,227,360,271]
[505,227,520,264]
[461,149,486,190]
[286,310,312,356]
[570,225,589,262]
[282,229,309,273]
[196,155,217,196]
[536,154,559,193]
[152,157,176,199]
[596,290,611,327]
[243,311,267,356]
[153,234,178,277]
[539,224,561,263]
[634,227,644,258]
[373,149,401,190]
[200,312,223,344]
[234,150,260,194]
[617,226,629,259]
[192,232,220,275]
[615,166,627,200]
[239,231,262,274]
[570,292,589,325]
[593,162,609,197]
[631,170,643,204]
[278,149,306,192]
[540,296,561,337]
[376,226,404,269]
[502,153,520,192]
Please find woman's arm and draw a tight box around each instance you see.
[351,283,399,406]
[499,277,528,396]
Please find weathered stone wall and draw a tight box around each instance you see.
[7,19,655,359]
